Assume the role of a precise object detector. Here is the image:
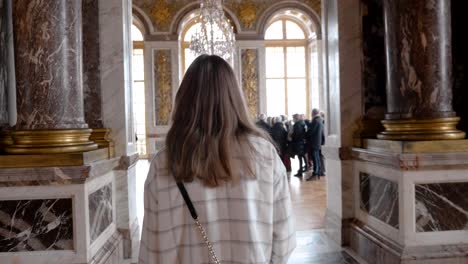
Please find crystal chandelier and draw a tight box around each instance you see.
[189,0,236,60]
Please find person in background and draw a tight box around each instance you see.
[280,115,292,173]
[271,116,289,172]
[139,55,296,264]
[256,113,271,135]
[291,114,307,177]
[305,108,324,180]
[319,111,326,177]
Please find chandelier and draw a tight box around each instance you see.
[189,0,236,60]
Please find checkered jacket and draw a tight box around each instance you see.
[138,137,296,264]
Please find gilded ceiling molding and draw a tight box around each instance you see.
[304,0,321,17]
[225,0,268,31]
[241,49,259,118]
[154,50,172,126]
[134,0,322,35]
[142,0,183,32]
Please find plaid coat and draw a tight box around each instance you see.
[139,137,296,264]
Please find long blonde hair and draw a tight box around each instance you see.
[166,55,268,187]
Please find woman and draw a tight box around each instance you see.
[139,55,296,263]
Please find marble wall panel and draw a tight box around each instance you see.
[361,0,386,120]
[241,49,259,118]
[83,0,103,128]
[0,198,73,252]
[89,183,113,243]
[154,49,172,126]
[360,172,399,228]
[0,0,8,127]
[451,0,468,134]
[415,182,468,232]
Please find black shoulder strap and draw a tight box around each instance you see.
[176,182,198,220]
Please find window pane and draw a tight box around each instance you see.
[131,24,144,41]
[266,47,284,78]
[184,48,197,73]
[266,79,286,117]
[286,47,305,78]
[183,22,201,42]
[287,79,307,116]
[285,20,305,39]
[132,81,147,156]
[132,49,144,81]
[265,20,283,40]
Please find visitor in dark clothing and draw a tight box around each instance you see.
[271,117,290,171]
[255,113,271,135]
[291,114,307,177]
[305,108,324,180]
[319,111,326,177]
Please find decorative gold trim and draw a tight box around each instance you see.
[0,148,109,168]
[0,130,13,153]
[238,0,258,29]
[4,129,98,154]
[90,128,111,148]
[364,139,468,153]
[241,49,259,118]
[154,49,172,126]
[377,117,466,140]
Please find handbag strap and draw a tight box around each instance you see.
[176,182,221,264]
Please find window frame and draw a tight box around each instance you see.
[131,25,148,158]
[265,17,311,118]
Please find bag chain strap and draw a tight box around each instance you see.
[195,217,220,264]
[176,181,221,263]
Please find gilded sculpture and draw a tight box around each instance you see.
[241,49,259,117]
[238,1,258,29]
[155,50,172,126]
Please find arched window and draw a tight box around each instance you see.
[265,18,309,118]
[180,21,202,74]
[131,24,147,157]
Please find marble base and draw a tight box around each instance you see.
[0,159,120,263]
[89,230,123,264]
[349,221,468,264]
[351,146,468,263]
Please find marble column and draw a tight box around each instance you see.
[0,0,8,128]
[379,0,465,140]
[83,0,112,150]
[83,0,103,129]
[6,0,97,154]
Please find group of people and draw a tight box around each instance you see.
[256,109,326,180]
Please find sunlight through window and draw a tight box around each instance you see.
[265,18,309,119]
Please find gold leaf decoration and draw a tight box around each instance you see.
[144,0,181,32]
[154,50,172,126]
[304,0,321,16]
[238,1,257,29]
[241,49,259,117]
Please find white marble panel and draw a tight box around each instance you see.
[337,0,362,147]
[143,41,179,156]
[236,40,266,115]
[0,184,87,264]
[404,169,468,247]
[354,161,401,244]
[99,0,135,157]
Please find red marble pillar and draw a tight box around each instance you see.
[0,0,8,128]
[379,0,465,140]
[6,0,97,154]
